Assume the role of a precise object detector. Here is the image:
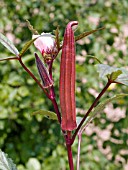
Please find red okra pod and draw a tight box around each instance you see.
[60,21,78,131]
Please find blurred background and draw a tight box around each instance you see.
[0,0,128,169]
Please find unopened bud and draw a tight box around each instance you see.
[35,53,53,88]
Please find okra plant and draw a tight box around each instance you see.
[0,20,128,170]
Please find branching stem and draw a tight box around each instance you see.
[18,57,50,98]
[18,57,62,124]
[71,80,112,144]
[0,57,19,61]
[51,98,61,124]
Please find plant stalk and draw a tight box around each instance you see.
[18,58,50,98]
[0,57,19,61]
[51,98,61,124]
[66,132,74,170]
[71,80,112,144]
[47,60,62,124]
[77,132,82,170]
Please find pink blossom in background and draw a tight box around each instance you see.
[124,164,128,170]
[88,16,99,26]
[122,24,128,37]
[113,36,127,55]
[104,103,126,122]
[110,27,118,34]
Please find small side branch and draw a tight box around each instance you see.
[71,80,112,144]
[18,58,50,98]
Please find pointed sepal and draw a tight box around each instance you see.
[26,20,39,35]
[75,27,105,41]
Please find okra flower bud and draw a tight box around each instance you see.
[35,53,53,88]
[33,33,58,63]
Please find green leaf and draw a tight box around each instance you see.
[96,64,122,79]
[75,27,105,41]
[32,110,57,120]
[0,149,17,170]
[76,116,90,127]
[109,70,122,80]
[0,33,19,56]
[83,94,128,128]
[76,116,83,127]
[19,38,37,57]
[96,64,128,85]
[116,68,128,86]
[26,20,39,35]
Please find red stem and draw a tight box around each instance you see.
[18,58,50,99]
[66,132,74,170]
[66,144,74,170]
[0,57,19,61]
[71,80,112,144]
[47,60,62,124]
[51,98,61,124]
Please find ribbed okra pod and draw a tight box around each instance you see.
[60,21,78,131]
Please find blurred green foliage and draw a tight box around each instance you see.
[0,0,128,169]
